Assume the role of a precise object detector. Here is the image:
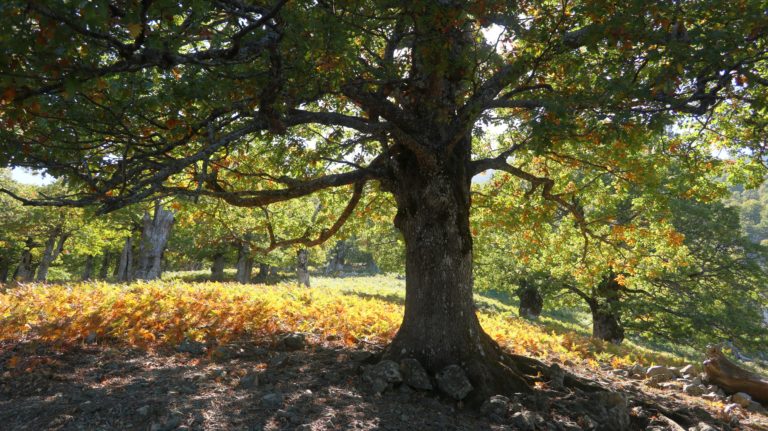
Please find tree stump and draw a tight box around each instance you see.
[704,345,768,404]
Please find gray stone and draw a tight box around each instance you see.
[137,405,150,416]
[435,365,473,400]
[177,338,206,355]
[612,369,629,377]
[261,392,283,409]
[683,384,706,396]
[368,360,403,383]
[237,372,259,389]
[628,364,645,377]
[350,350,373,362]
[480,395,511,419]
[400,358,433,390]
[282,333,306,351]
[363,360,402,394]
[723,403,741,416]
[688,423,717,431]
[510,411,535,431]
[731,391,752,408]
[646,365,674,382]
[680,364,695,376]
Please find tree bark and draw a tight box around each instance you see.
[382,143,530,401]
[587,274,625,344]
[211,252,226,281]
[235,242,253,284]
[116,236,133,282]
[0,255,9,283]
[704,345,768,403]
[35,229,68,282]
[98,251,112,280]
[517,281,543,319]
[254,263,270,283]
[325,239,348,275]
[296,248,310,287]
[134,203,174,280]
[82,255,95,281]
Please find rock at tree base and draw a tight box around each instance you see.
[435,365,473,401]
[362,360,402,394]
[480,395,511,421]
[399,358,433,391]
[281,333,306,351]
[349,350,373,362]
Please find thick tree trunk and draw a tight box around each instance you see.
[116,237,134,282]
[591,308,625,344]
[98,251,112,280]
[517,282,543,319]
[82,255,95,281]
[36,230,68,282]
[296,248,310,287]
[211,252,226,281]
[134,203,174,280]
[325,240,348,275]
[383,146,529,401]
[588,274,625,344]
[235,243,252,284]
[254,263,270,283]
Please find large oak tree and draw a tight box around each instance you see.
[1,0,766,398]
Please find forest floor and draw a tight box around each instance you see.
[1,275,767,431]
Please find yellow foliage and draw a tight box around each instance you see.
[0,280,683,370]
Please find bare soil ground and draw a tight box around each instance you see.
[1,337,766,431]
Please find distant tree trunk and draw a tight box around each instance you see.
[82,255,95,281]
[587,274,625,344]
[254,263,269,283]
[516,281,543,319]
[14,240,35,282]
[365,254,379,274]
[325,240,348,275]
[211,252,226,281]
[116,237,134,282]
[297,248,310,287]
[235,243,252,284]
[36,229,69,282]
[0,255,9,283]
[98,251,112,280]
[134,203,174,280]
